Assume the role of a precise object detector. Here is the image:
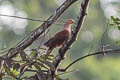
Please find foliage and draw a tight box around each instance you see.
[110,16,120,45]
[0,48,56,80]
[110,16,120,30]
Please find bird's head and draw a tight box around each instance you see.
[66,19,75,24]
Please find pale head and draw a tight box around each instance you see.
[66,19,75,24]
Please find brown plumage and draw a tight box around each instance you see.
[44,19,75,54]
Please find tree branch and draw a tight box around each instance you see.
[6,0,78,59]
[59,48,120,72]
[53,0,90,72]
[0,14,65,26]
[0,14,46,22]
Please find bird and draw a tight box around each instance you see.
[44,19,75,55]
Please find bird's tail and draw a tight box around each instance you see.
[46,47,53,56]
[44,41,49,47]
[44,38,53,47]
[44,38,54,55]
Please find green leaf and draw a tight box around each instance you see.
[115,40,120,45]
[114,21,120,25]
[111,16,120,25]
[29,49,37,59]
[31,49,36,54]
[10,68,19,76]
[111,16,115,21]
[118,26,120,30]
[43,61,55,71]
[109,23,115,26]
[35,62,48,69]
[116,18,120,21]
[34,63,41,71]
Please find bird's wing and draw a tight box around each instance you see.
[51,29,70,45]
[44,29,70,49]
[54,29,69,40]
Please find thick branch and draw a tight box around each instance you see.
[53,0,90,71]
[6,0,77,59]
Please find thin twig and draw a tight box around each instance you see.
[0,14,45,22]
[60,48,120,71]
[0,14,65,26]
[57,69,77,75]
[100,19,110,55]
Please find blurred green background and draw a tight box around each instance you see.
[0,0,120,80]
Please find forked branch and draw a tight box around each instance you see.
[53,0,90,75]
